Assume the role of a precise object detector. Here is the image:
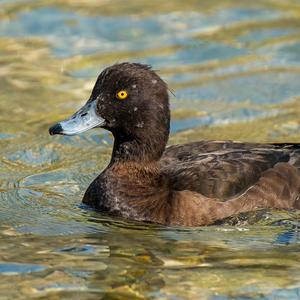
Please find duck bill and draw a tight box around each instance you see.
[49,101,105,136]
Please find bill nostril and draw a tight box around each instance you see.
[81,112,88,117]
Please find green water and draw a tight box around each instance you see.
[1,0,300,299]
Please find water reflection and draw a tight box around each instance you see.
[1,219,300,299]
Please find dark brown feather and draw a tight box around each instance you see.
[83,141,300,226]
[161,141,295,200]
[50,63,300,227]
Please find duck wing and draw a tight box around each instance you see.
[160,141,300,201]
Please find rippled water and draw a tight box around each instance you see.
[1,0,300,299]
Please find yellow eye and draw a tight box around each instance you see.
[116,90,128,100]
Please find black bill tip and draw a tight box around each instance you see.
[49,123,63,135]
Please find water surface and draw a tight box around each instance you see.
[1,0,300,299]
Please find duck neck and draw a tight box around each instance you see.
[92,120,171,223]
[110,127,169,165]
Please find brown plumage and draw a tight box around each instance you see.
[49,63,300,226]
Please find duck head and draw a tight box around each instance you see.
[49,62,170,162]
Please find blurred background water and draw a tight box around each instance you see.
[1,0,300,299]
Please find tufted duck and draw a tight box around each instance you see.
[49,63,300,226]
